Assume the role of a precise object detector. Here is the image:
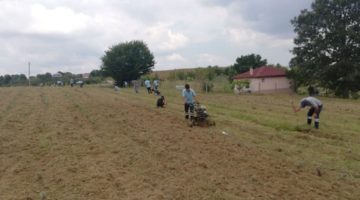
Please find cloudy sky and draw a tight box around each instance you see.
[0,0,313,76]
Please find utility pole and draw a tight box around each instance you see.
[28,62,31,87]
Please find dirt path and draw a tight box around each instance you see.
[0,87,358,199]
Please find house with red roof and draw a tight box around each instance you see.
[233,66,290,93]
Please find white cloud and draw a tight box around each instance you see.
[0,1,30,32]
[145,23,189,51]
[196,53,227,66]
[166,53,186,62]
[0,0,312,75]
[26,4,90,34]
[226,28,293,48]
[163,30,189,50]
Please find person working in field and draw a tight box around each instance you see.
[132,80,139,93]
[144,79,152,94]
[153,79,160,95]
[153,79,159,90]
[292,96,323,129]
[156,93,166,108]
[182,83,197,119]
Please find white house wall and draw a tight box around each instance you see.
[249,77,290,92]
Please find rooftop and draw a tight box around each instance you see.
[233,66,287,79]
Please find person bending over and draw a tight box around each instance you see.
[292,96,323,129]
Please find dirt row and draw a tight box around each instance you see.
[0,87,358,199]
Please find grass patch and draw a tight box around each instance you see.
[115,81,360,179]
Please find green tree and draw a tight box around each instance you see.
[290,0,360,98]
[186,71,195,81]
[101,40,155,86]
[286,66,307,92]
[37,73,53,85]
[90,69,103,77]
[176,71,186,80]
[232,54,267,74]
[205,66,216,81]
[4,75,11,85]
[224,66,238,82]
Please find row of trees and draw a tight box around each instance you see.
[0,52,273,88]
[0,71,104,87]
[167,66,225,82]
[0,74,28,86]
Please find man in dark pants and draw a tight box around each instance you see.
[182,84,197,119]
[292,96,323,129]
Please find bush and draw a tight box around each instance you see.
[223,83,234,93]
[232,80,250,89]
[176,71,186,80]
[85,77,103,84]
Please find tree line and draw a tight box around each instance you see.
[0,74,28,86]
[0,71,104,87]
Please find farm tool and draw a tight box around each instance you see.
[187,102,215,127]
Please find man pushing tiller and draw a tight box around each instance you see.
[182,83,197,120]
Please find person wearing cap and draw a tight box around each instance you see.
[182,83,197,119]
[292,96,323,129]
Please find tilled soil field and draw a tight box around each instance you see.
[0,87,359,199]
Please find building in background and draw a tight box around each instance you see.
[233,66,290,93]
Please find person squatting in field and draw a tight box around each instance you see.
[182,83,197,119]
[292,96,323,129]
[156,94,166,108]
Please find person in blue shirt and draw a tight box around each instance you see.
[144,79,152,94]
[153,79,160,95]
[153,80,159,90]
[292,96,323,129]
[182,83,197,119]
